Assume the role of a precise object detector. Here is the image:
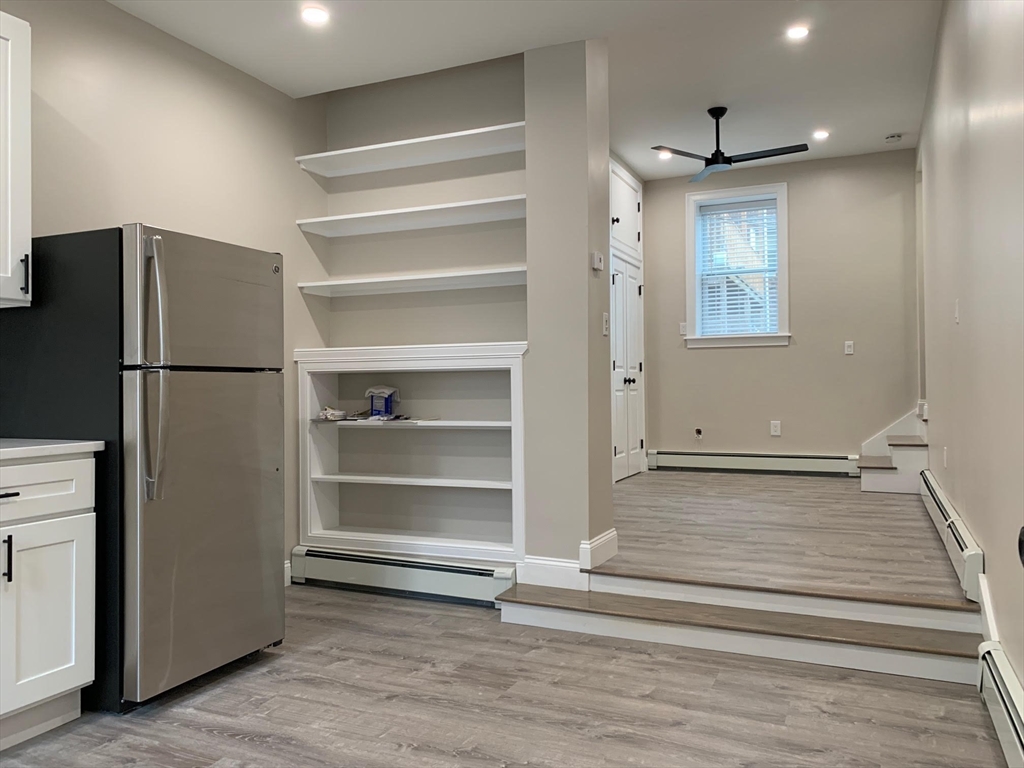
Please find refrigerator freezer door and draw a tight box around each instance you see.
[123,225,284,369]
[123,369,284,704]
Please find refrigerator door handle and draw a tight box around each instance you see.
[144,369,170,500]
[144,234,170,365]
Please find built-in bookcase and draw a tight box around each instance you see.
[295,344,525,564]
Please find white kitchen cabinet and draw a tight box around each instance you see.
[0,440,102,751]
[0,11,32,308]
[0,514,96,716]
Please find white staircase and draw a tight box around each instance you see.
[860,409,929,494]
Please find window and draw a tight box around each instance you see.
[684,183,790,347]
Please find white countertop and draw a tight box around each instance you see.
[0,438,105,462]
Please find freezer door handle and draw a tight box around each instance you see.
[144,369,170,500]
[144,234,170,365]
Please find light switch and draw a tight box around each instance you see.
[602,312,610,336]
[591,251,605,271]
[955,299,959,324]
[844,341,854,355]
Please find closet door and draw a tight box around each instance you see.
[611,256,629,482]
[624,261,645,477]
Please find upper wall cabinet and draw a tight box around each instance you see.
[610,163,641,260]
[0,12,31,309]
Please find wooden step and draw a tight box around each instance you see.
[888,434,928,447]
[858,455,896,470]
[496,584,980,659]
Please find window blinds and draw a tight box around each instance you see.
[696,198,779,336]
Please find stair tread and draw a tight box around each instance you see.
[888,434,928,447]
[497,584,980,658]
[858,455,896,470]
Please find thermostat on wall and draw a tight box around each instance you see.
[591,251,605,271]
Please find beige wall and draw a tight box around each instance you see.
[643,150,919,455]
[523,41,612,560]
[919,0,1023,684]
[4,0,329,560]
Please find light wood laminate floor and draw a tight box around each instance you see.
[596,471,974,609]
[0,586,1004,768]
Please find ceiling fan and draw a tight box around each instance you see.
[653,107,809,183]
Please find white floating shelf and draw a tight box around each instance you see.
[296,122,526,178]
[312,473,512,490]
[298,266,526,297]
[311,419,513,430]
[297,195,526,238]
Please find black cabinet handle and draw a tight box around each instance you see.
[611,217,620,225]
[20,254,29,295]
[2,535,11,583]
[0,491,20,499]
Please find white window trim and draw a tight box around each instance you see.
[684,182,790,348]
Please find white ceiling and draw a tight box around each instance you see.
[108,0,941,180]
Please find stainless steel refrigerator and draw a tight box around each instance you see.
[0,224,285,711]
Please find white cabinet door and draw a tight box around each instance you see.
[610,167,640,258]
[0,513,95,716]
[0,12,31,308]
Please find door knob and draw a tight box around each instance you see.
[611,217,620,225]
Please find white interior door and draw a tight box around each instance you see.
[0,513,95,716]
[611,257,628,481]
[610,168,640,258]
[625,261,644,476]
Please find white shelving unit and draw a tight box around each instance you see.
[294,343,526,565]
[298,266,525,297]
[297,195,526,238]
[296,121,526,178]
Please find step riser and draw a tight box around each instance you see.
[861,469,920,493]
[501,602,976,684]
[589,574,981,633]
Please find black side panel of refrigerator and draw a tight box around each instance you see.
[0,228,125,712]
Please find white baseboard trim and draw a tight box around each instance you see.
[516,556,589,591]
[648,450,857,475]
[284,559,292,587]
[501,602,975,684]
[0,690,80,751]
[579,528,618,571]
[589,573,982,634]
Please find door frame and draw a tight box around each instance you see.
[609,158,646,479]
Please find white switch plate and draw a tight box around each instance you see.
[844,341,855,355]
[602,312,609,336]
[943,446,948,468]
[591,251,605,271]
[679,322,687,336]
[770,421,781,436]
[954,299,959,324]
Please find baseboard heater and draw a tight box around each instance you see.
[648,450,857,475]
[920,470,983,602]
[980,642,1024,768]
[290,546,515,606]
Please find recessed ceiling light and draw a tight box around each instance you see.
[301,5,330,26]
[786,25,809,40]
[812,130,830,140]
[658,150,672,161]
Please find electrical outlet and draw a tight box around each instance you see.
[770,421,781,437]
[591,251,605,271]
[844,341,854,355]
[679,322,687,336]
[695,428,703,439]
[602,312,609,336]
[943,446,948,468]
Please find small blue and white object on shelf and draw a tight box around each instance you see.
[365,385,400,416]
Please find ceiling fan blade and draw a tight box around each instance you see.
[689,164,729,183]
[652,145,708,162]
[731,143,809,163]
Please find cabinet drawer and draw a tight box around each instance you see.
[0,459,95,525]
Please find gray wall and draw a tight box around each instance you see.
[919,0,1024,684]
[4,0,329,561]
[643,150,919,455]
